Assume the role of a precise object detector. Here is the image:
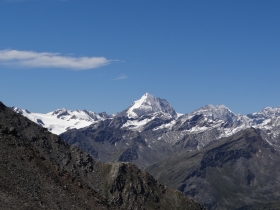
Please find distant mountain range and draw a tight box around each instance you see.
[11,93,280,140]
[12,93,280,165]
[10,93,280,209]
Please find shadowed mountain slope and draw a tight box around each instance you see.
[146,128,280,210]
[0,101,204,210]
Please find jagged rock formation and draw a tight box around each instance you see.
[146,128,280,210]
[0,101,204,210]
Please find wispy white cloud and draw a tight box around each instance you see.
[0,49,115,70]
[113,74,128,80]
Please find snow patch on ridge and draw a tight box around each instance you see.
[152,120,176,131]
[121,116,156,131]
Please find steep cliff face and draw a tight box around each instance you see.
[0,101,204,210]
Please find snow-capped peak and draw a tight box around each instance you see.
[126,93,177,118]
[190,104,235,121]
[249,107,280,119]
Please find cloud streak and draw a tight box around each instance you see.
[113,74,128,80]
[0,49,114,70]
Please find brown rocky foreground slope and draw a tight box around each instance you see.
[0,101,204,210]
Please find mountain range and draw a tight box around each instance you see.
[11,93,280,209]
[12,93,280,166]
[12,93,280,141]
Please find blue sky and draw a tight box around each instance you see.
[0,0,279,115]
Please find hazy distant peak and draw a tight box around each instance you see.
[189,104,235,122]
[248,106,280,120]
